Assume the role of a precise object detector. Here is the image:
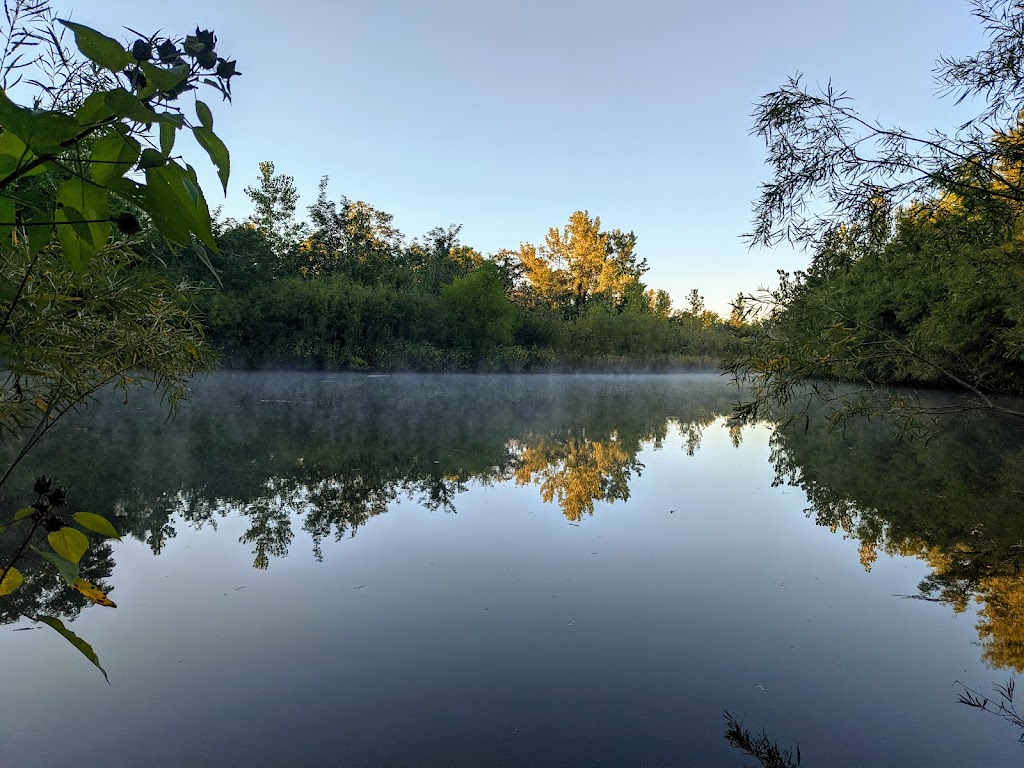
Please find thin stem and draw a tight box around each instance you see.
[0,516,39,592]
[0,245,38,338]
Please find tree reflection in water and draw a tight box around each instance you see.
[4,372,1024,676]
[768,398,1024,671]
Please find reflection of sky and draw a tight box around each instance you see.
[0,410,1015,766]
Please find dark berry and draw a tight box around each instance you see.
[131,40,153,62]
[115,213,142,234]
[156,40,179,64]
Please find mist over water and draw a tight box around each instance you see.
[0,372,1020,767]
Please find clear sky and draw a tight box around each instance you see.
[57,0,986,313]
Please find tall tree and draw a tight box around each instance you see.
[519,211,646,314]
[302,176,403,279]
[245,161,305,260]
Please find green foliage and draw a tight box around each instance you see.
[73,511,121,540]
[0,5,238,677]
[0,563,21,594]
[733,3,1024,422]
[0,22,237,268]
[441,261,517,358]
[244,160,305,258]
[728,197,1024,423]
[1,475,118,679]
[182,171,742,372]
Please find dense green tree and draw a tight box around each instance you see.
[301,176,402,280]
[731,0,1024,422]
[244,160,306,260]
[441,260,517,360]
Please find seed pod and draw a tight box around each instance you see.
[131,40,153,62]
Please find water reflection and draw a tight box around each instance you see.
[0,373,736,607]
[768,401,1024,670]
[5,372,1024,678]
[0,530,114,625]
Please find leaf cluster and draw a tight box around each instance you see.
[0,474,120,680]
[0,4,236,678]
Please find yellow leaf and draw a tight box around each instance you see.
[0,566,23,596]
[71,578,116,608]
[48,527,89,564]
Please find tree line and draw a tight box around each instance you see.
[154,162,743,371]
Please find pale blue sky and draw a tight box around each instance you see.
[59,1,984,312]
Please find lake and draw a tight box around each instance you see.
[0,372,1021,767]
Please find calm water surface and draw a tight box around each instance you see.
[0,372,1021,767]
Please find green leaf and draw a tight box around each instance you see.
[73,512,121,541]
[59,21,130,73]
[0,195,14,244]
[25,210,53,257]
[0,130,32,176]
[195,100,213,131]
[104,88,159,124]
[12,506,33,521]
[143,163,217,249]
[35,615,109,683]
[47,527,89,564]
[191,241,221,285]
[0,566,23,596]
[103,177,144,210]
[0,91,80,155]
[57,176,111,258]
[182,164,217,250]
[75,92,112,126]
[31,547,80,585]
[159,121,175,157]
[54,213,94,270]
[25,113,79,154]
[139,61,189,93]
[192,126,229,194]
[90,130,140,185]
[58,177,109,222]
[142,167,192,244]
[156,112,185,129]
[55,205,92,245]
[139,148,165,169]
